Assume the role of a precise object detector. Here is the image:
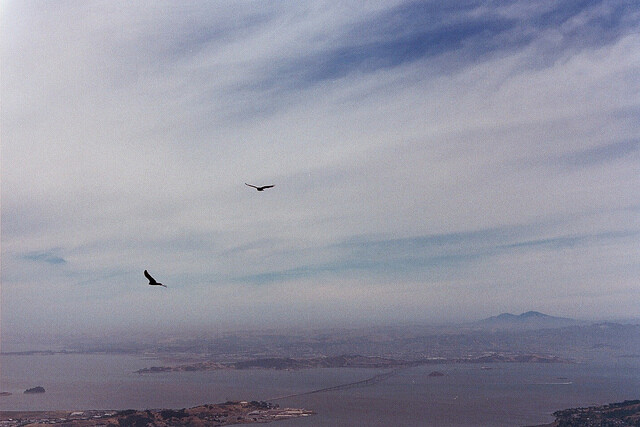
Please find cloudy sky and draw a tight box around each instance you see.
[2,0,639,340]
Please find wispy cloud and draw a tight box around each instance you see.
[22,251,67,265]
[2,0,639,336]
[558,139,639,167]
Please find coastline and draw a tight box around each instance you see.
[526,399,640,426]
[0,401,314,426]
[135,353,568,374]
[2,353,637,426]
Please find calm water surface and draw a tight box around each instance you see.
[1,354,639,426]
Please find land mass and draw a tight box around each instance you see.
[0,401,314,426]
[474,311,583,330]
[21,319,636,365]
[6,316,638,366]
[530,399,640,426]
[136,353,567,373]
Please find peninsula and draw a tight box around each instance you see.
[136,353,567,374]
[531,399,640,426]
[0,401,314,426]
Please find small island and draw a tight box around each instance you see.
[23,386,46,394]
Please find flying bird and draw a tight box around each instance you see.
[245,183,274,191]
[144,270,166,288]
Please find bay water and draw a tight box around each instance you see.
[1,353,639,426]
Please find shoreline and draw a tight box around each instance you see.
[0,401,314,426]
[525,399,640,426]
[135,353,569,374]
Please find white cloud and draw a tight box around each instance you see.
[2,1,639,338]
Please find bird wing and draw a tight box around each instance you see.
[144,270,157,284]
[245,183,259,189]
[260,185,274,190]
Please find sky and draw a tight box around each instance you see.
[1,0,639,341]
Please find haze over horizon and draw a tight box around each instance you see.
[2,1,639,341]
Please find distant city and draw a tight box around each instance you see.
[5,312,638,363]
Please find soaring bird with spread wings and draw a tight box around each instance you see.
[245,183,274,191]
[144,270,166,288]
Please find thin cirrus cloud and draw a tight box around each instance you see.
[22,251,67,265]
[1,0,639,339]
[231,225,639,286]
[557,139,639,167]
[222,0,637,96]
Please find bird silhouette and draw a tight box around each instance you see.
[245,183,274,191]
[144,270,166,288]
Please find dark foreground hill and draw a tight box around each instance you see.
[530,399,640,426]
[0,401,314,426]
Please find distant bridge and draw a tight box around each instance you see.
[269,367,405,401]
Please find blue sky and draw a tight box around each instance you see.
[1,0,639,339]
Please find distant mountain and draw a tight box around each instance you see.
[475,311,583,330]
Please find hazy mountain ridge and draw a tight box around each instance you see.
[474,311,584,330]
